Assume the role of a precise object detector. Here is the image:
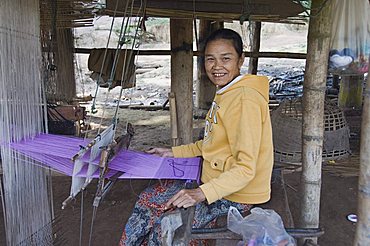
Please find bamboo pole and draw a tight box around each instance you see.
[354,60,370,245]
[170,19,193,145]
[195,20,222,109]
[248,21,262,75]
[298,0,332,244]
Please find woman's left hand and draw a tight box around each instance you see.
[165,188,206,209]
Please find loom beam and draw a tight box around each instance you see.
[63,124,116,209]
[71,137,99,161]
[93,123,134,208]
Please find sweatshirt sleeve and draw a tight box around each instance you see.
[200,98,264,204]
[172,140,203,158]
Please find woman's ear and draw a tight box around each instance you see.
[238,53,245,69]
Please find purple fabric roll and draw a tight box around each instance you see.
[8,134,201,181]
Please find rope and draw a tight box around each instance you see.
[85,1,147,244]
[86,0,122,138]
[94,0,132,135]
[112,0,147,127]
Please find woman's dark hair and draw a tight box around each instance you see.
[204,28,243,57]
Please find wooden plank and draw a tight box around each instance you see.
[73,48,307,59]
[47,105,85,121]
[190,228,324,240]
[338,75,364,109]
[170,19,193,145]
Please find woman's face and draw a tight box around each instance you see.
[204,39,245,88]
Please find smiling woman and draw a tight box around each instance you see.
[119,29,275,246]
[204,32,245,88]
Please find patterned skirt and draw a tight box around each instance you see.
[119,180,251,246]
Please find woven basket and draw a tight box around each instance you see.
[271,98,350,164]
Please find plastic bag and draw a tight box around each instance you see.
[227,206,296,246]
[329,0,370,75]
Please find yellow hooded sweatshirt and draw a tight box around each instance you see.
[172,74,273,205]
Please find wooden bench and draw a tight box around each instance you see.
[161,170,324,246]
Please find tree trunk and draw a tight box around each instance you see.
[170,19,193,145]
[354,60,370,245]
[299,0,332,243]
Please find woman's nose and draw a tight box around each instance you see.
[213,59,222,68]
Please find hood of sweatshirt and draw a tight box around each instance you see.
[216,74,269,102]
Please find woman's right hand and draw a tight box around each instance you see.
[146,147,174,157]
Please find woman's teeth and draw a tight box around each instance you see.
[214,73,225,77]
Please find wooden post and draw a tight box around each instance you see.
[170,19,193,145]
[195,20,223,110]
[299,0,332,243]
[354,60,370,245]
[44,28,76,103]
[248,21,261,75]
[52,28,76,102]
[338,75,364,109]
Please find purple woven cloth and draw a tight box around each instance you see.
[9,134,201,181]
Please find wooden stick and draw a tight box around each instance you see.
[169,92,178,146]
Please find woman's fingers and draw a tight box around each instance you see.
[145,148,156,154]
[162,151,174,157]
[165,188,206,209]
[165,190,182,209]
[145,147,174,157]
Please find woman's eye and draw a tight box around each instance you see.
[223,57,230,61]
[206,58,214,62]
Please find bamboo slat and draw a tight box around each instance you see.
[105,0,306,23]
[103,7,306,24]
[40,0,97,30]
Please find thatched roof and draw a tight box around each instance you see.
[103,0,306,23]
[40,0,101,29]
[39,0,306,30]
